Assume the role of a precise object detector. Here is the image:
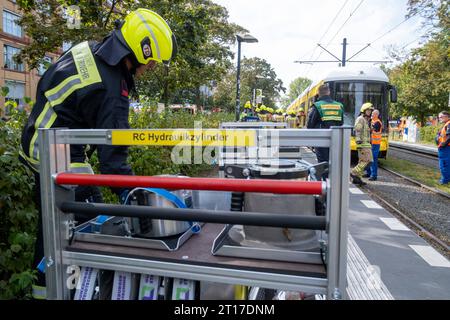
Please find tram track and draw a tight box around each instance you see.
[389,143,439,168]
[360,166,450,258]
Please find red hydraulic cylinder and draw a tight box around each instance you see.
[55,173,325,195]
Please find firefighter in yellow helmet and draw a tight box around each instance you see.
[240,101,254,121]
[297,107,306,128]
[286,110,298,128]
[20,8,177,299]
[273,108,284,122]
[258,105,269,122]
[350,102,374,185]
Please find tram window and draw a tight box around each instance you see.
[334,82,386,126]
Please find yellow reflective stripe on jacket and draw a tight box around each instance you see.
[26,41,102,169]
[19,149,39,172]
[32,284,46,300]
[29,102,55,161]
[70,162,94,174]
[44,75,79,101]
[320,104,342,110]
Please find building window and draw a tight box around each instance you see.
[3,45,24,71]
[38,56,52,76]
[3,10,22,38]
[4,80,25,113]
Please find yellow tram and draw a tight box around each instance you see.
[286,66,397,158]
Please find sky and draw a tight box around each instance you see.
[213,0,429,94]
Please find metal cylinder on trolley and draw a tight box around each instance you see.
[227,159,320,251]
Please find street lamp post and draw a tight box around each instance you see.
[252,75,265,106]
[235,34,258,121]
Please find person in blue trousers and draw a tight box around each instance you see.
[365,109,382,181]
[436,111,450,185]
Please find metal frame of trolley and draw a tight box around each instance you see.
[37,126,350,300]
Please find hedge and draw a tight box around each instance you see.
[0,103,233,299]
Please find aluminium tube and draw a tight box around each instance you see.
[60,201,326,230]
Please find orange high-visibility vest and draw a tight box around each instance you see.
[371,118,382,145]
[438,120,450,147]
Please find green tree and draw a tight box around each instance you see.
[213,57,285,112]
[16,0,125,68]
[281,77,312,108]
[135,0,245,107]
[389,33,449,124]
[17,0,245,108]
[407,0,449,30]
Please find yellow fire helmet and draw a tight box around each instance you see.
[244,101,252,109]
[360,102,374,113]
[120,8,177,66]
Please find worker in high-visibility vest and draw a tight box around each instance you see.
[436,111,450,185]
[19,8,177,299]
[350,103,374,186]
[307,84,343,177]
[365,109,382,181]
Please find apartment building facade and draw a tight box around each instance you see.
[0,0,60,116]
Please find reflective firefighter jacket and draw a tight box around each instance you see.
[354,115,371,148]
[20,37,134,179]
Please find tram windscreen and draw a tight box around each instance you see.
[334,82,387,129]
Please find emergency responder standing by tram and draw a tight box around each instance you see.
[436,111,450,185]
[365,109,382,181]
[307,84,343,179]
[351,103,374,186]
[19,8,177,299]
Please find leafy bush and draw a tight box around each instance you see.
[419,125,439,144]
[91,104,234,203]
[0,105,37,299]
[1,97,233,298]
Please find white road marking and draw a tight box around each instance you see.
[361,200,383,209]
[349,188,365,195]
[409,245,450,268]
[379,218,410,231]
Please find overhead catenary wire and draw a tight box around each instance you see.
[325,0,365,47]
[400,27,434,50]
[369,11,419,45]
[301,0,351,80]
[346,12,424,63]
[309,0,366,69]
